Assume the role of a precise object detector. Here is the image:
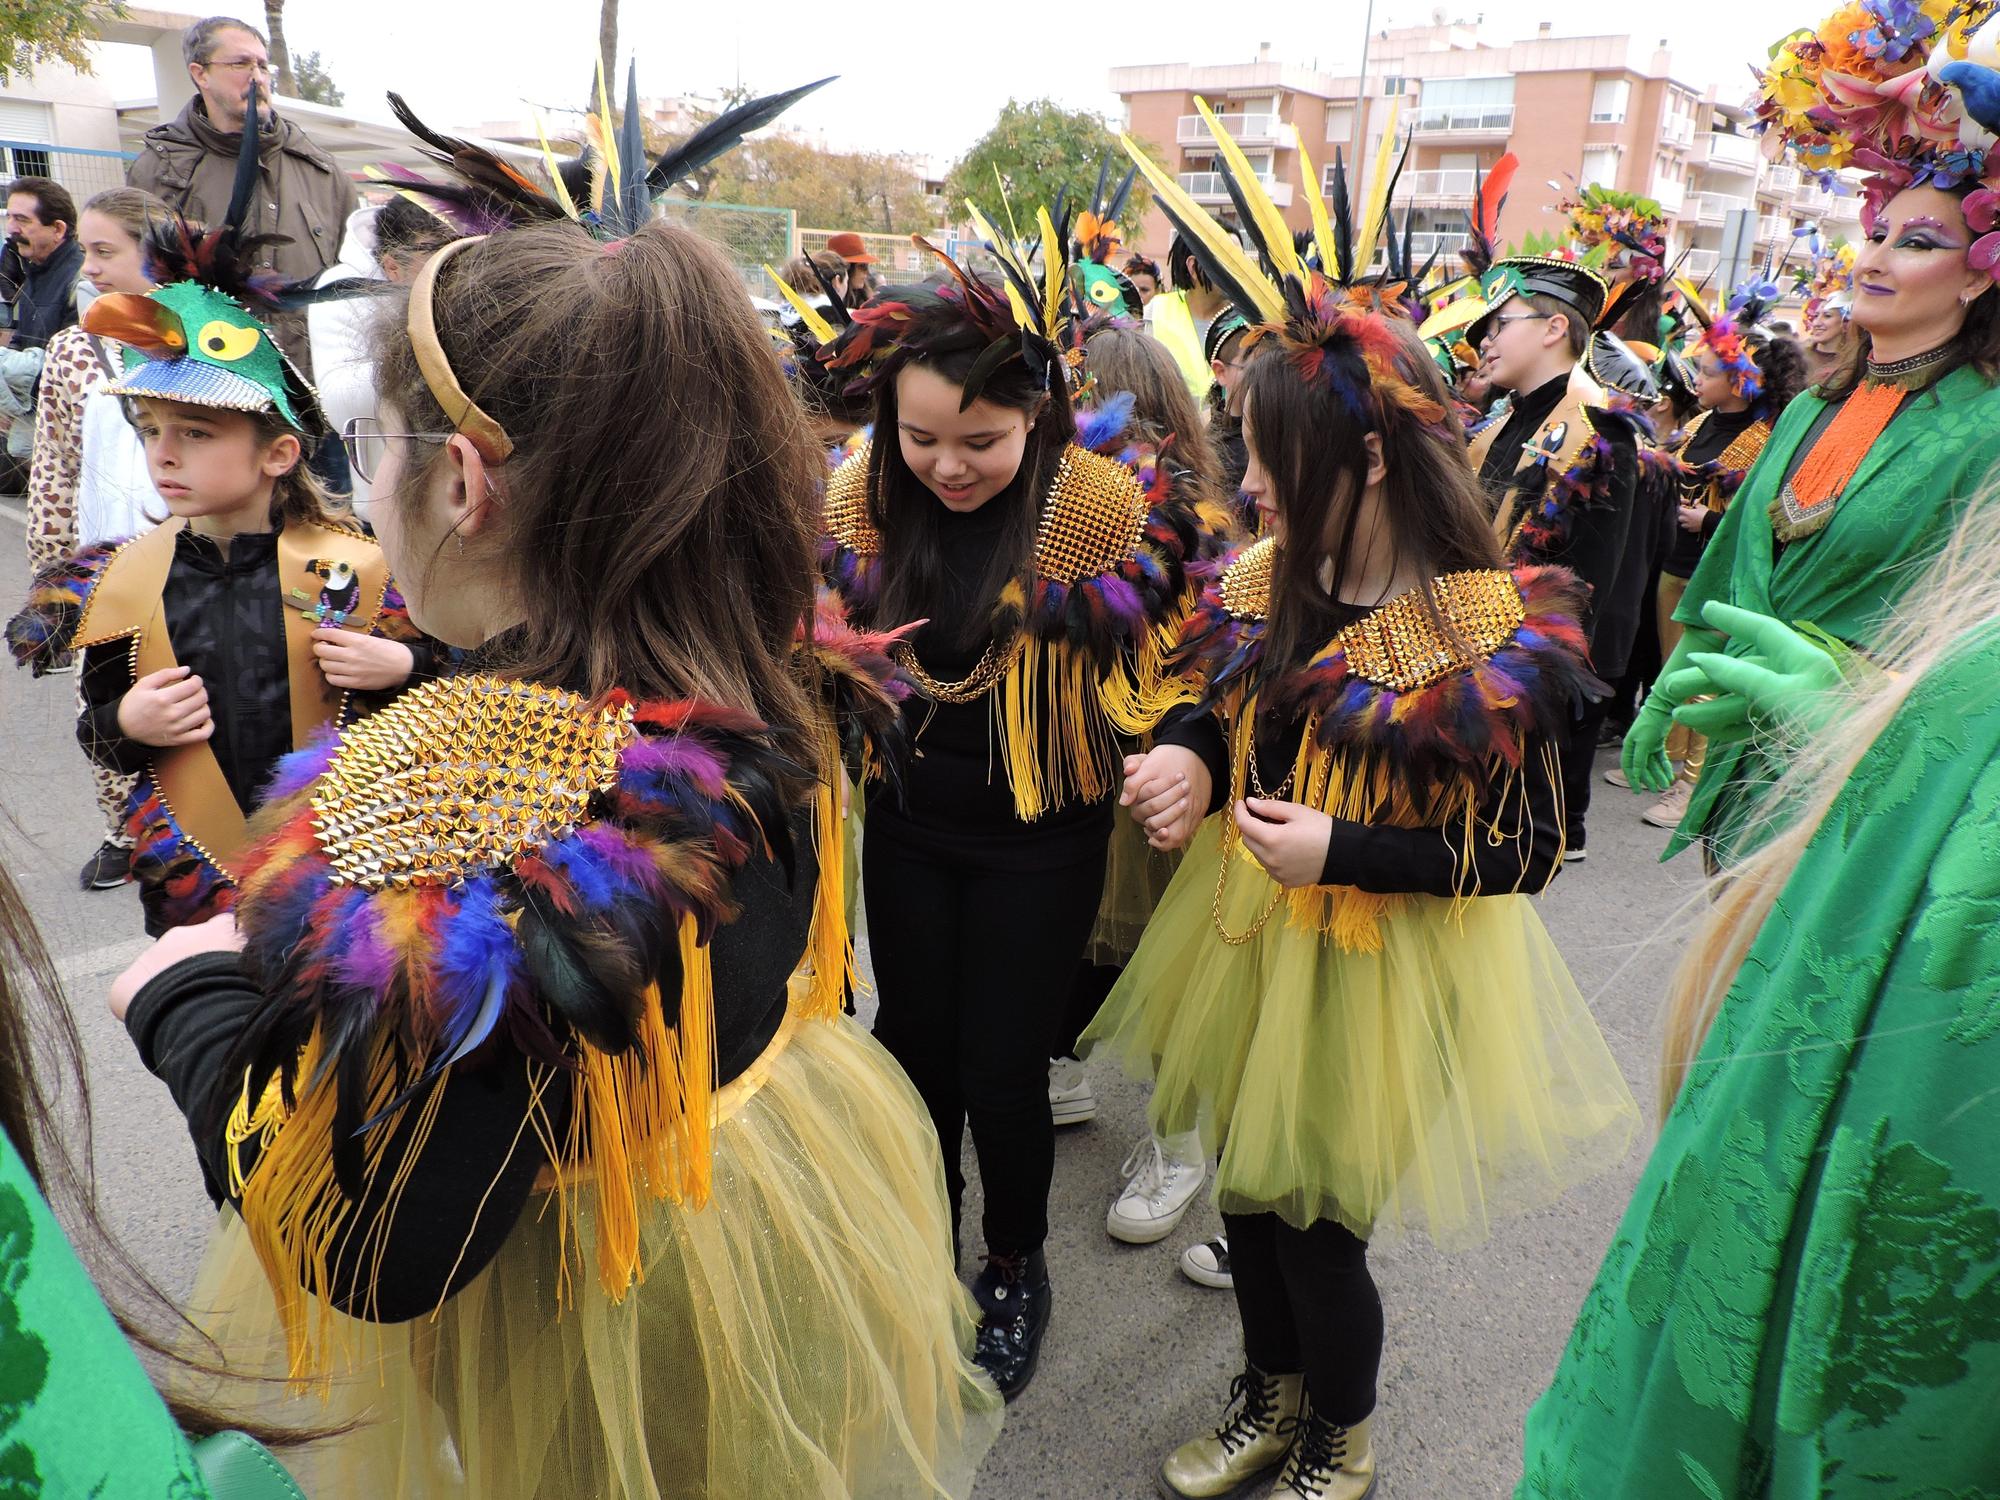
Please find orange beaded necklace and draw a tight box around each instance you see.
[1771,344,1953,543]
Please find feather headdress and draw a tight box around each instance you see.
[81,102,343,433]
[1692,265,1788,400]
[1121,99,1448,434]
[819,202,1072,407]
[387,67,834,242]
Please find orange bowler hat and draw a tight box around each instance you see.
[825,232,877,263]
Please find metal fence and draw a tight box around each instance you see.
[659,199,796,290]
[798,226,937,285]
[1,141,136,203]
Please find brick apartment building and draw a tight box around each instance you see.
[1112,21,1860,293]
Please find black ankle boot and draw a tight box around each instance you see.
[971,1249,1051,1401]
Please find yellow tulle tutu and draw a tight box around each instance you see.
[1083,818,1638,1251]
[180,1005,1003,1498]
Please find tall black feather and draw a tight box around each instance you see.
[617,58,650,235]
[225,88,262,243]
[1328,150,1355,285]
[1144,194,1270,331]
[1106,163,1139,224]
[645,76,837,194]
[809,257,854,326]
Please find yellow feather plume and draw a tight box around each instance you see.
[1117,134,1284,324]
[1291,123,1340,280]
[1355,99,1403,278]
[533,113,578,221]
[593,55,621,207]
[1036,206,1064,337]
[1194,98,1303,284]
[764,264,837,346]
[963,200,1038,333]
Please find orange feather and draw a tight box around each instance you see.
[81,293,185,355]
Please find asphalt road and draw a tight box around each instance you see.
[0,498,1706,1498]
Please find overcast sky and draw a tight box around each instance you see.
[104,0,1802,163]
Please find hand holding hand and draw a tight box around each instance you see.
[116,666,212,747]
[1677,503,1706,534]
[1233,798,1334,888]
[1119,745,1210,851]
[313,628,416,691]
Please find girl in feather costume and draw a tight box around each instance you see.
[814,223,1231,1401]
[1087,132,1639,1500]
[102,219,1003,1498]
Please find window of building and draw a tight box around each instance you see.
[1383,75,1407,96]
[1590,78,1630,124]
[1581,145,1621,186]
[0,98,55,179]
[1413,76,1515,133]
[1326,106,1355,143]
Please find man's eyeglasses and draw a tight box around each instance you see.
[203,56,273,75]
[341,417,452,486]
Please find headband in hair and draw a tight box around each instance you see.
[408,237,514,464]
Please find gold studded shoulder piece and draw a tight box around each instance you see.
[1217,536,1277,620]
[311,676,636,890]
[1034,443,1149,585]
[823,442,880,557]
[1332,570,1527,693]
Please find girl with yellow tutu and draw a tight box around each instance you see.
[102,202,1002,1496]
[1090,138,1640,1499]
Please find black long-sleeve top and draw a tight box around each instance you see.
[864,498,1126,870]
[1157,607,1566,898]
[1664,406,1765,578]
[79,528,439,806]
[125,806,818,1321]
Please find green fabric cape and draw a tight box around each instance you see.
[1520,626,2000,1497]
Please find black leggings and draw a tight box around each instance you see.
[864,820,1108,1257]
[1222,1211,1383,1427]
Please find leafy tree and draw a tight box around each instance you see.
[3,0,124,84]
[291,47,341,107]
[945,99,1148,236]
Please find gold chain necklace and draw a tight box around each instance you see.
[892,448,1082,705]
[1210,703,1294,946]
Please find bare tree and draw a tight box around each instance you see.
[591,0,617,112]
[262,1,295,97]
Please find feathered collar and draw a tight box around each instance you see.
[819,433,1217,664]
[1175,538,1599,780]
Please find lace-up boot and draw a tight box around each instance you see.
[1156,1362,1304,1498]
[1273,1397,1376,1500]
[971,1249,1051,1400]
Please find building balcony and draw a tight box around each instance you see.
[1757,213,1794,242]
[1661,118,1697,151]
[1390,167,1480,203]
[1179,170,1294,207]
[1694,192,1753,226]
[1822,194,1863,223]
[1792,182,1832,214]
[1760,164,1802,196]
[1178,112,1281,147]
[1364,230,1474,273]
[1409,104,1515,139]
[1681,247,1721,279]
[1651,178,1687,215]
[1700,131,1760,174]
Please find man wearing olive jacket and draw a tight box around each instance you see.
[127,16,356,380]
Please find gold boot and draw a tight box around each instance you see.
[1272,1401,1376,1499]
[1156,1364,1305,1499]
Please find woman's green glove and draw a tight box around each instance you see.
[1661,600,1848,743]
[1622,624,1724,792]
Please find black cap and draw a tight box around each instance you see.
[1467,255,1611,348]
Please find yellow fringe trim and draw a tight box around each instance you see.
[560,916,715,1304]
[995,604,1202,823]
[801,723,858,1020]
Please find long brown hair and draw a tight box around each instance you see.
[1082,322,1226,507]
[864,285,1078,650]
[372,221,824,774]
[1244,316,1501,675]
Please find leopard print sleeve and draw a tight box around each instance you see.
[25,327,100,573]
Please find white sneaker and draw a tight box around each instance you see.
[1180,1234,1232,1289]
[1048,1057,1097,1126]
[1602,765,1631,789]
[1106,1131,1205,1243]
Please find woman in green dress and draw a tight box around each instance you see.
[1619,1,2000,868]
